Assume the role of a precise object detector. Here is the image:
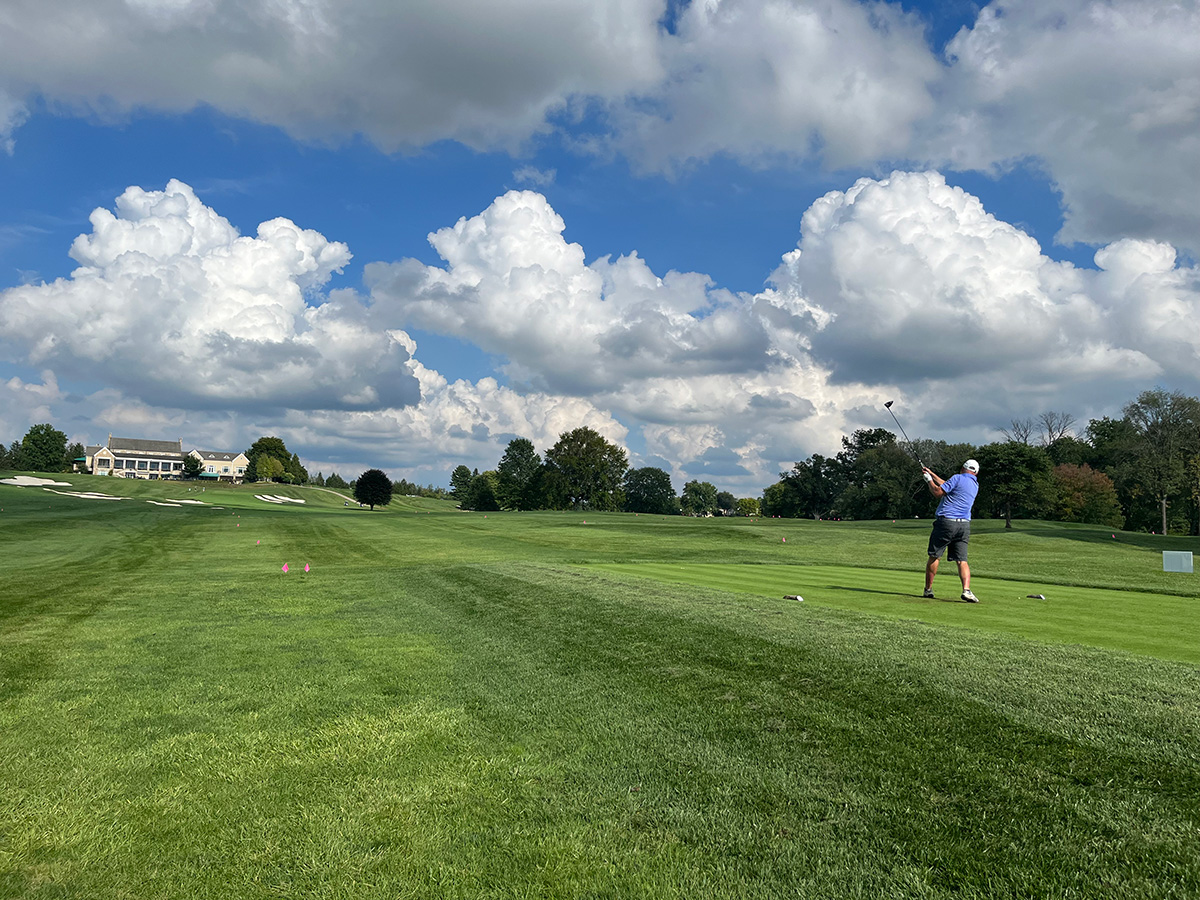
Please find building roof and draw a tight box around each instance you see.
[108,436,184,454]
[193,450,246,461]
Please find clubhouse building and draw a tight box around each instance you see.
[84,436,248,482]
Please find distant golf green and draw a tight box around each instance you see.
[2,473,1198,899]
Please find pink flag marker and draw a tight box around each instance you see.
[282,563,289,573]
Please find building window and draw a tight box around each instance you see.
[150,461,160,471]
[98,458,111,468]
[137,460,148,470]
[222,467,229,474]
[173,463,182,470]
[207,466,215,473]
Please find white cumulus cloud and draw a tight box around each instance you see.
[0,0,664,152]
[608,0,940,172]
[932,0,1200,251]
[0,180,420,413]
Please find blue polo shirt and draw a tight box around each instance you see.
[936,472,979,519]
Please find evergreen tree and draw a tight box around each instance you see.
[496,438,542,510]
[286,452,309,484]
[183,454,204,479]
[450,465,474,505]
[464,471,501,511]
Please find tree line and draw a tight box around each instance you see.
[762,388,1200,535]
[449,427,761,516]
[7,387,1197,532]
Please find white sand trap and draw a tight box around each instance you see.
[176,499,207,505]
[43,488,128,501]
[147,500,183,507]
[256,494,306,504]
[1,475,72,487]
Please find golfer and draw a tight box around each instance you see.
[922,459,981,602]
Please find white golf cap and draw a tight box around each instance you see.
[963,459,980,473]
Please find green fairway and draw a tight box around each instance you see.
[2,474,1199,899]
[590,562,1200,664]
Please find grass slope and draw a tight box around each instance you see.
[1,474,1198,898]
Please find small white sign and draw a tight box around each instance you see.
[1162,551,1194,574]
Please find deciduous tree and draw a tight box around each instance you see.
[680,480,718,516]
[543,427,628,511]
[623,467,678,515]
[975,442,1055,528]
[245,436,292,484]
[1123,388,1200,535]
[354,469,393,510]
[1052,464,1123,527]
[20,423,68,473]
[735,497,760,517]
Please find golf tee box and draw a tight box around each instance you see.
[1162,551,1194,574]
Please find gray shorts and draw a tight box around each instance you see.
[928,517,970,562]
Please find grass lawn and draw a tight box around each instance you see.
[1,473,1198,898]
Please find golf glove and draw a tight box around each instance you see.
[923,472,933,483]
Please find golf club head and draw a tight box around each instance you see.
[884,400,894,409]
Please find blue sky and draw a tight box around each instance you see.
[1,0,1197,493]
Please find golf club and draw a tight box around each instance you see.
[884,400,924,469]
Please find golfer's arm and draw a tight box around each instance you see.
[923,468,946,497]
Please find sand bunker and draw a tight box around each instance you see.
[44,488,128,501]
[255,495,307,504]
[1,475,72,487]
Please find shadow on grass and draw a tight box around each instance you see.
[981,520,1200,550]
[830,585,981,604]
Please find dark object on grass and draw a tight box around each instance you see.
[1027,594,1046,599]
[784,594,804,602]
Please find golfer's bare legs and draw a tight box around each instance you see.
[927,558,970,592]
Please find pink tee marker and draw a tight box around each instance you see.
[782,537,787,543]
[282,563,289,573]
[304,563,310,573]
